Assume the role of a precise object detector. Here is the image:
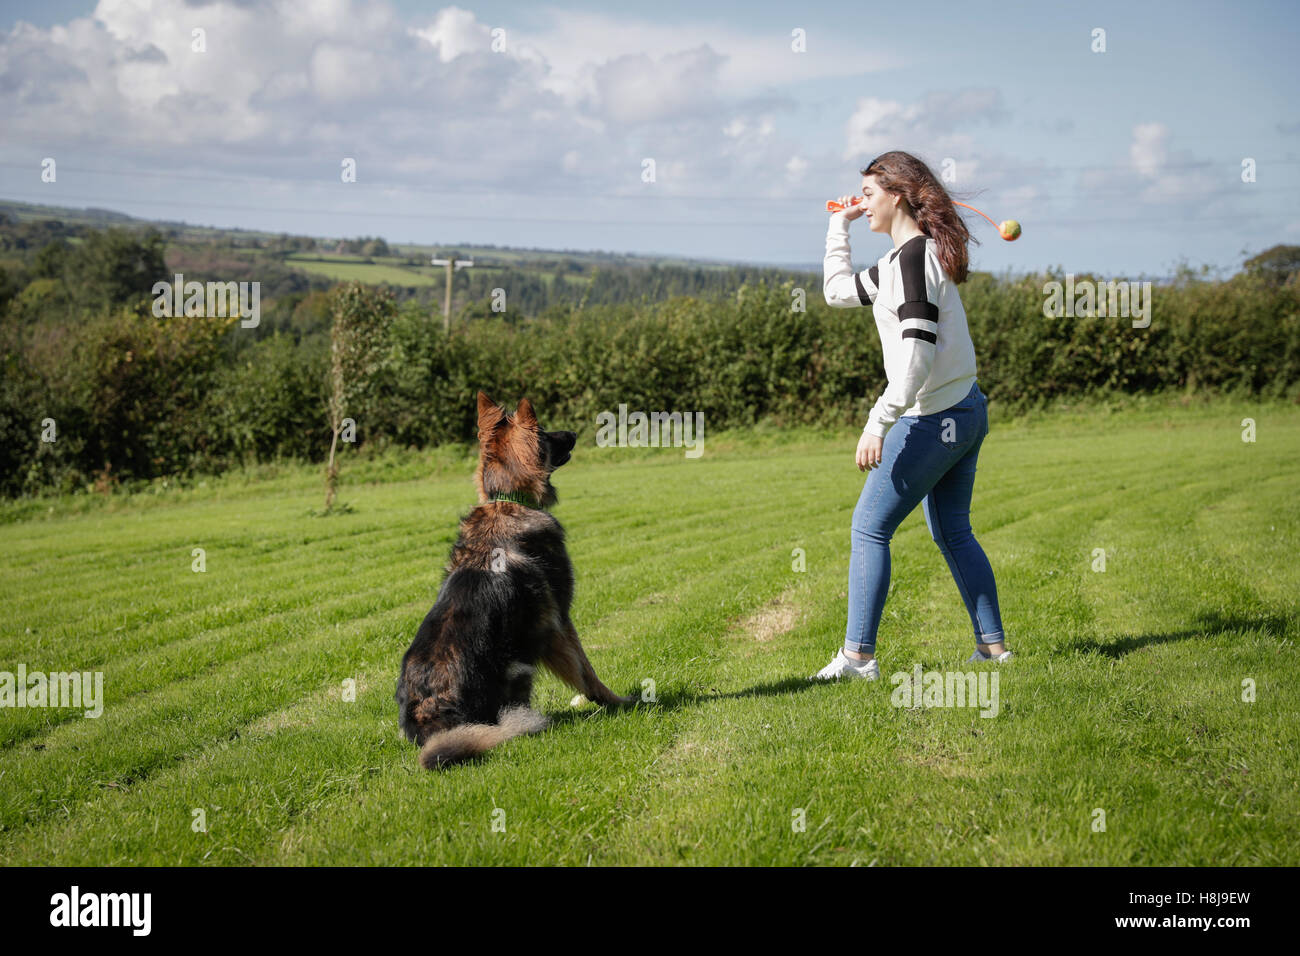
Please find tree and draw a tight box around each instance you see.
[323,282,396,511]
[1243,244,1300,285]
[32,239,70,279]
[65,227,167,313]
[0,266,17,314]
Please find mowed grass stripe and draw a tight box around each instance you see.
[5,460,828,643]
[1,510,458,623]
[1,517,450,659]
[0,561,435,748]
[3,667,406,865]
[0,599,414,836]
[0,521,455,663]
[1,499,429,572]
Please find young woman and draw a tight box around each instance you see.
[812,150,1011,681]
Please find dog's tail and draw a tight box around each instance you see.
[418,705,549,769]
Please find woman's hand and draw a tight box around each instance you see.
[836,194,865,222]
[856,431,883,471]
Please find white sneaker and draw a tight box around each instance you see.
[967,647,1013,663]
[810,649,879,681]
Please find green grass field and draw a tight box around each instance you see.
[284,256,440,286]
[1,395,1297,865]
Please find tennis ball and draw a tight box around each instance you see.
[999,219,1021,240]
[570,694,589,708]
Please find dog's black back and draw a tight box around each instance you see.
[396,505,571,743]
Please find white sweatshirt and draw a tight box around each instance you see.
[823,211,978,438]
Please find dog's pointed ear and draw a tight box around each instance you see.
[514,397,537,428]
[477,391,502,434]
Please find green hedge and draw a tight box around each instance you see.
[1,269,1297,497]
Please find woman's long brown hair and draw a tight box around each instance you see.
[861,151,977,284]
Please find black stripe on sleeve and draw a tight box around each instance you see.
[868,264,879,289]
[897,236,930,303]
[901,328,938,344]
[853,272,874,305]
[898,300,939,323]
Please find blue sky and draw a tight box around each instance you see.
[2,0,1297,277]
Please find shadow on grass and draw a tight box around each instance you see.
[434,606,1298,760]
[542,676,820,726]
[429,609,1299,769]
[1061,608,1296,659]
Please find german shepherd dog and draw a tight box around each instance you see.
[396,391,633,769]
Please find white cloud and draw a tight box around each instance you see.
[1130,122,1166,177]
[309,42,384,101]
[843,89,1007,164]
[509,6,908,106]
[0,0,962,208]
[1080,121,1218,204]
[409,6,493,63]
[583,46,726,125]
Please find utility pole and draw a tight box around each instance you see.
[430,256,474,334]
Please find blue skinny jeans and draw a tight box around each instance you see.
[845,381,1005,654]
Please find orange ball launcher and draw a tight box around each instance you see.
[826,196,1021,241]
